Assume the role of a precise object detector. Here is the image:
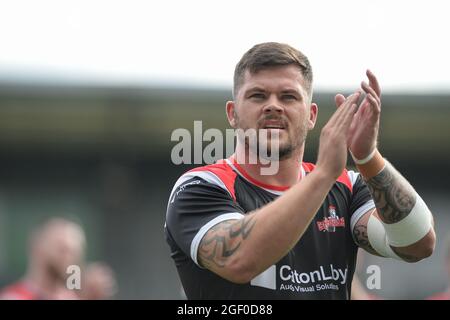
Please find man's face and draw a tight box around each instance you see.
[37,223,85,281]
[228,65,317,160]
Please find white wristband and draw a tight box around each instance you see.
[350,149,377,165]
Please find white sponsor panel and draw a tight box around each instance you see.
[250,264,348,293]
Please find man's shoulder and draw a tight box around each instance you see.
[170,160,238,201]
[304,162,355,193]
[186,159,235,178]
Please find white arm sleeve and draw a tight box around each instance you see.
[367,194,433,260]
[367,214,402,260]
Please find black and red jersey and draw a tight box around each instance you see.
[165,157,375,299]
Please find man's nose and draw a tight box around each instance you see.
[262,96,284,114]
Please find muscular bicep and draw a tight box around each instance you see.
[352,209,383,257]
[198,214,256,281]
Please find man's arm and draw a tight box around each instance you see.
[352,209,382,257]
[198,168,338,283]
[353,155,435,262]
[197,92,361,284]
[338,69,435,262]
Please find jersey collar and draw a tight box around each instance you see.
[224,157,306,194]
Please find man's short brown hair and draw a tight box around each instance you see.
[233,42,313,99]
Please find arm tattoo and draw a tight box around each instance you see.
[198,215,256,269]
[352,224,381,256]
[365,160,416,224]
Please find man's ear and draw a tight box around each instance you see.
[226,101,237,128]
[308,102,318,130]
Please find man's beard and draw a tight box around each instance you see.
[264,126,307,161]
[234,112,308,161]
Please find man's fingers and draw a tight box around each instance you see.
[337,92,361,133]
[366,93,381,113]
[366,69,381,97]
[343,91,362,110]
[340,103,357,127]
[329,91,360,126]
[361,80,381,115]
[361,81,381,105]
[334,94,346,108]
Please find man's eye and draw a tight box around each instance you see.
[282,95,297,100]
[250,93,265,99]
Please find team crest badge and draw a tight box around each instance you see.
[316,205,345,232]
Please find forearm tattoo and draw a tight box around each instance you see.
[365,160,416,224]
[352,224,381,256]
[198,215,256,269]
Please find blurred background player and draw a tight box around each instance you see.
[0,217,85,299]
[79,262,117,300]
[0,217,117,300]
